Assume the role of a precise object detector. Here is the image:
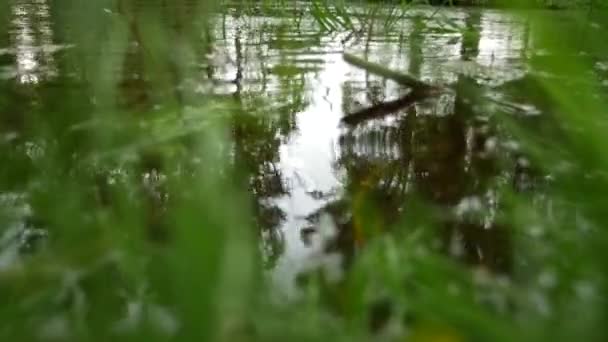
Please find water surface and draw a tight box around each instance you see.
[1,1,602,295]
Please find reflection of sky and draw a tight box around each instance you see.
[9,0,57,84]
[476,11,527,84]
[477,11,526,64]
[271,50,346,295]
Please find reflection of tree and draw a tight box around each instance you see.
[76,6,312,266]
[333,78,513,272]
[217,16,310,268]
[317,12,516,274]
[234,113,288,268]
[461,11,482,60]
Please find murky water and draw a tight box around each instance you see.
[1,1,603,295]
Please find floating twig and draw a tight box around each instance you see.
[343,52,435,91]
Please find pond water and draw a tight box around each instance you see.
[0,1,604,295]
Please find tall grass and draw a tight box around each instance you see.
[1,0,607,341]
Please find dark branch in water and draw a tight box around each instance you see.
[342,53,442,125]
[341,92,419,126]
[343,53,435,91]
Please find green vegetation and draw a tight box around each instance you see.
[1,0,607,341]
